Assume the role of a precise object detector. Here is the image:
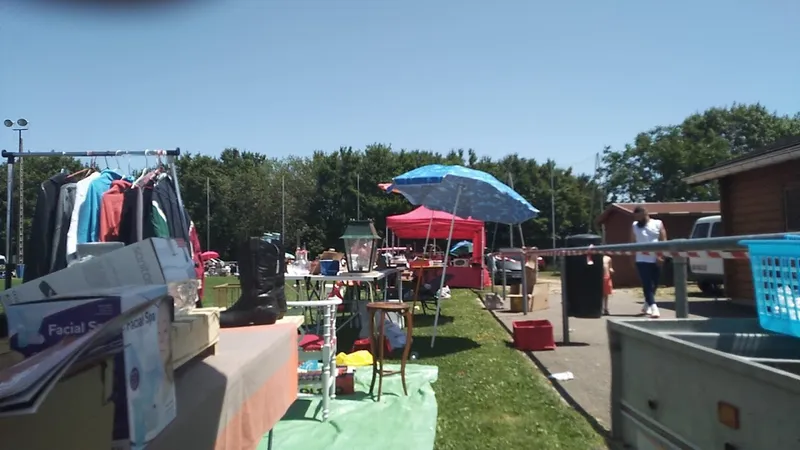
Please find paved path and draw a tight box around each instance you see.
[485,280,754,432]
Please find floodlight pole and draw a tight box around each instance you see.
[4,119,27,270]
[16,128,24,268]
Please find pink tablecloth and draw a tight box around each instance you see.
[149,323,298,450]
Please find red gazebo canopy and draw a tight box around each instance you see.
[386,206,485,263]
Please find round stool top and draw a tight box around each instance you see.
[366,301,412,311]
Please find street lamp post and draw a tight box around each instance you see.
[4,118,28,273]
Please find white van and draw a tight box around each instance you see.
[688,215,724,295]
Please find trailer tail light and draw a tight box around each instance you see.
[717,401,740,430]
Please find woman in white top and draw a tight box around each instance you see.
[630,206,667,318]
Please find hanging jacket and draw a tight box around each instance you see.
[151,201,170,238]
[25,173,70,282]
[119,184,154,245]
[189,222,205,300]
[66,171,100,260]
[77,170,122,243]
[50,183,77,273]
[153,177,189,244]
[99,179,132,242]
[117,187,136,245]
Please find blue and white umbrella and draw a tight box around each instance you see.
[391,164,539,224]
[391,164,540,347]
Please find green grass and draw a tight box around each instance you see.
[203,278,605,449]
[204,276,232,291]
[395,290,604,450]
[204,275,301,307]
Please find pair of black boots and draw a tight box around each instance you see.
[220,237,288,328]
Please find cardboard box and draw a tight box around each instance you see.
[0,238,196,309]
[5,285,177,450]
[298,367,354,396]
[320,249,345,261]
[0,358,116,450]
[509,262,539,296]
[507,283,549,312]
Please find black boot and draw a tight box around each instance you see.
[220,237,287,328]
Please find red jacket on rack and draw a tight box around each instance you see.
[99,179,132,242]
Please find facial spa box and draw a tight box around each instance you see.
[5,285,177,450]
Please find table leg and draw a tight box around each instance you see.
[368,309,378,395]
[398,274,403,302]
[266,429,274,450]
[312,280,324,335]
[400,308,413,396]
[411,269,423,313]
[308,280,322,300]
[377,310,386,401]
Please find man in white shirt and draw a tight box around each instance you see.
[630,206,667,318]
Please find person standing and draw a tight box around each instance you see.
[630,206,667,318]
[602,254,614,316]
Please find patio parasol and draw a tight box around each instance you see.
[200,251,220,261]
[449,240,473,256]
[392,164,540,347]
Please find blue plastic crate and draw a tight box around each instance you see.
[741,235,800,338]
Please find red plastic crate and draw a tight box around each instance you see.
[352,337,392,354]
[512,319,556,351]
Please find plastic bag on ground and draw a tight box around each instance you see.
[336,350,373,367]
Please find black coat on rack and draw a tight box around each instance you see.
[25,173,69,283]
[154,177,190,244]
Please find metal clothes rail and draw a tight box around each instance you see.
[1,148,184,290]
[495,232,799,344]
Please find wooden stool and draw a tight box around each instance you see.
[367,302,414,401]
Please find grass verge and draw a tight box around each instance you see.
[400,289,605,450]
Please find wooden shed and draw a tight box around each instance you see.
[684,136,800,306]
[596,202,720,288]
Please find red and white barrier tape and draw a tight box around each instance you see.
[531,249,749,260]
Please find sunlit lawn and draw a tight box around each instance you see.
[403,289,605,450]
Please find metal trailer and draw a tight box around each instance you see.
[529,232,800,449]
[608,318,800,449]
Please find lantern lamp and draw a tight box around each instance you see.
[340,220,381,273]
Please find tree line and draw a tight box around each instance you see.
[0,103,797,261]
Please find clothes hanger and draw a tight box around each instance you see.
[112,150,123,174]
[65,167,92,180]
[134,152,154,186]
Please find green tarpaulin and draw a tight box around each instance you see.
[259,364,438,450]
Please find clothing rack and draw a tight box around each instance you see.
[0,148,185,290]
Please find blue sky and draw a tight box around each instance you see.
[2,0,798,175]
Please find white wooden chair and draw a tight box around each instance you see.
[288,297,342,421]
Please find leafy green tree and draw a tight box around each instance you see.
[601,103,800,202]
